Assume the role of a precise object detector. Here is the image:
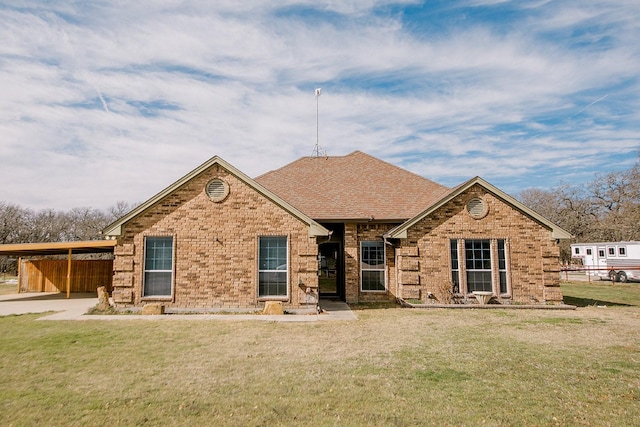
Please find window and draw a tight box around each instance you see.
[450,239,510,295]
[586,249,592,255]
[143,236,173,297]
[361,241,385,291]
[598,249,605,257]
[619,247,626,256]
[258,236,288,297]
[574,247,580,255]
[465,240,492,292]
[498,240,507,294]
[450,240,460,293]
[608,247,616,256]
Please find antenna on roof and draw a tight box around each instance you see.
[312,88,327,158]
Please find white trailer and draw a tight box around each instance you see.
[571,241,640,282]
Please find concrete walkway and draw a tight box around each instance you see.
[0,293,357,322]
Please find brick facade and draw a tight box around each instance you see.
[343,222,397,304]
[394,185,562,304]
[106,154,567,309]
[111,163,320,309]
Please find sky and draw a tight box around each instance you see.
[1,0,638,211]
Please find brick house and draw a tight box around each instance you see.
[103,151,571,309]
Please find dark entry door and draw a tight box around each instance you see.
[318,242,344,300]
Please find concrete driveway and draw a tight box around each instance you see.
[0,292,98,318]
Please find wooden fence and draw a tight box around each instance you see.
[19,259,113,293]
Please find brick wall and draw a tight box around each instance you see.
[396,184,562,304]
[112,164,319,309]
[344,222,397,304]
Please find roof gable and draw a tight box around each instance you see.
[102,156,330,237]
[385,176,572,240]
[255,151,450,221]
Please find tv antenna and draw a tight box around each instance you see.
[312,88,327,157]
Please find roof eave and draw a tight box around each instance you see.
[385,177,573,240]
[102,156,330,238]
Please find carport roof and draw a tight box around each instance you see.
[0,240,116,257]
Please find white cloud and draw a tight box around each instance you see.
[0,0,638,210]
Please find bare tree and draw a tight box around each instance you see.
[520,157,640,262]
[107,200,136,222]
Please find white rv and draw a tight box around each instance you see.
[571,241,640,282]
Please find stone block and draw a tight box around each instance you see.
[112,288,133,303]
[399,271,419,285]
[114,257,134,272]
[399,256,419,271]
[115,244,135,256]
[96,286,111,310]
[263,301,284,315]
[142,303,165,315]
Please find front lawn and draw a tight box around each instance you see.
[561,280,640,307]
[1,285,639,426]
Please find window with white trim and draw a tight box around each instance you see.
[498,239,507,294]
[361,241,386,291]
[465,239,492,292]
[619,246,626,256]
[143,236,173,297]
[258,236,288,297]
[450,240,460,293]
[449,238,510,295]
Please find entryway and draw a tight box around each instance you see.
[318,223,345,301]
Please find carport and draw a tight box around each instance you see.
[0,240,116,298]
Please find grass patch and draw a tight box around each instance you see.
[561,280,640,307]
[0,277,18,295]
[1,306,640,426]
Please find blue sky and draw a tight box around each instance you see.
[1,0,638,210]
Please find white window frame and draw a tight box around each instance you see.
[450,238,510,296]
[465,239,493,293]
[257,236,289,299]
[360,240,386,292]
[142,236,174,299]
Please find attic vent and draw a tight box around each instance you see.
[467,197,488,219]
[206,179,229,202]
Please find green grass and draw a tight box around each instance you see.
[0,277,17,295]
[1,300,640,426]
[561,280,640,307]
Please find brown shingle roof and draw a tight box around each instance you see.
[255,151,450,221]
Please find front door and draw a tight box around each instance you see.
[318,242,344,300]
[318,242,340,298]
[318,223,345,300]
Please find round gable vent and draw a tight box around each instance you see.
[467,197,488,219]
[206,179,229,202]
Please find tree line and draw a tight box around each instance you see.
[519,158,640,262]
[0,201,134,274]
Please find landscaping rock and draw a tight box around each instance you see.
[142,303,165,315]
[263,301,284,315]
[96,286,111,310]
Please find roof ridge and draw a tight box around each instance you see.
[254,150,365,180]
[351,151,449,189]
